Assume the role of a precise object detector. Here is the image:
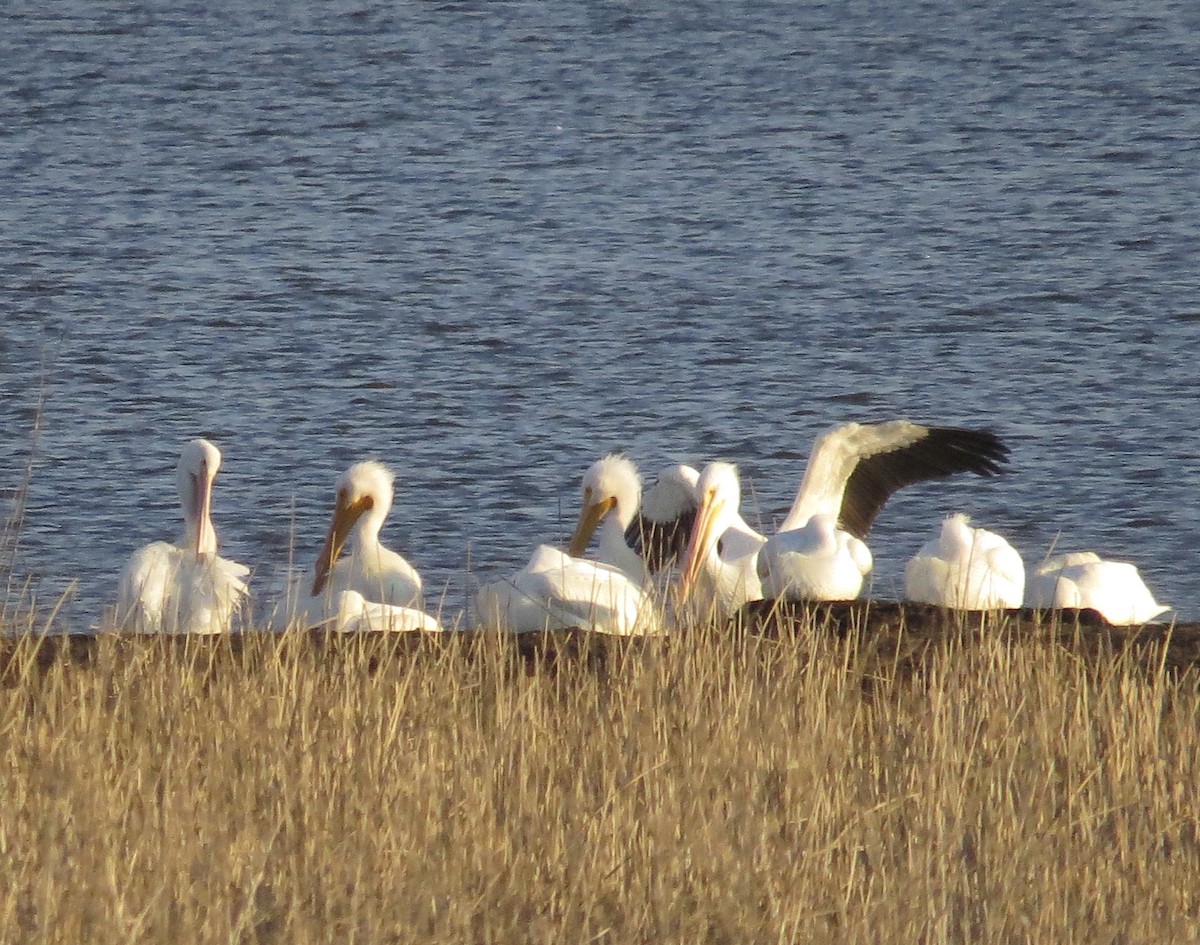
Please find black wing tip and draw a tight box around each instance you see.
[926,426,1011,476]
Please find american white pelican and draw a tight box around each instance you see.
[274,586,446,634]
[324,590,446,633]
[1026,552,1170,625]
[625,463,702,574]
[311,461,424,610]
[568,455,700,582]
[776,421,1009,535]
[475,544,662,636]
[567,454,648,582]
[677,462,766,621]
[758,513,873,601]
[904,513,1025,609]
[681,421,1009,621]
[115,438,249,635]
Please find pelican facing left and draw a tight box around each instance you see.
[310,461,424,610]
[116,438,250,634]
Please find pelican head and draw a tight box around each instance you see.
[568,454,641,556]
[678,462,741,599]
[176,438,221,556]
[312,460,395,596]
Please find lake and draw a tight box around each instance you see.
[2,0,1198,626]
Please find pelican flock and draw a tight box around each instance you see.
[105,419,1173,636]
[677,422,1010,621]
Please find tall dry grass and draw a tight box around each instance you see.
[1,617,1198,944]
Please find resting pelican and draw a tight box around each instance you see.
[475,544,662,636]
[274,584,446,634]
[904,514,1025,609]
[758,513,873,601]
[567,454,648,582]
[681,421,1009,621]
[1026,552,1170,625]
[625,463,702,574]
[677,463,766,621]
[311,461,423,610]
[116,438,249,634]
[568,455,700,582]
[300,590,444,633]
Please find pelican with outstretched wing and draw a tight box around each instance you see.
[679,421,1010,620]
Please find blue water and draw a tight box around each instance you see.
[3,0,1199,626]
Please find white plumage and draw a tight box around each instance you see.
[568,454,706,588]
[115,439,249,634]
[676,462,765,622]
[310,461,424,610]
[1026,552,1170,625]
[904,514,1025,609]
[679,421,1008,620]
[758,513,873,602]
[307,590,445,633]
[568,454,649,583]
[475,544,662,636]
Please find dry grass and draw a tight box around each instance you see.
[1,615,1199,944]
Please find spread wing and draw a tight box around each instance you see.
[784,421,1010,539]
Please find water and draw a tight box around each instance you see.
[3,0,1198,626]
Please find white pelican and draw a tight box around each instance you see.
[567,454,648,582]
[475,544,662,636]
[904,513,1025,609]
[758,513,873,601]
[308,590,445,633]
[624,463,703,574]
[116,438,249,635]
[274,585,446,634]
[676,462,766,621]
[1026,552,1170,625]
[567,455,700,582]
[311,460,424,610]
[681,421,1009,621]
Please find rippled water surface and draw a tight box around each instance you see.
[3,0,1199,625]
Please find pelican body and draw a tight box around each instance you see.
[677,462,765,622]
[311,461,423,610]
[116,439,249,635]
[904,514,1025,610]
[301,590,444,633]
[476,544,661,636]
[1027,552,1169,625]
[758,513,872,602]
